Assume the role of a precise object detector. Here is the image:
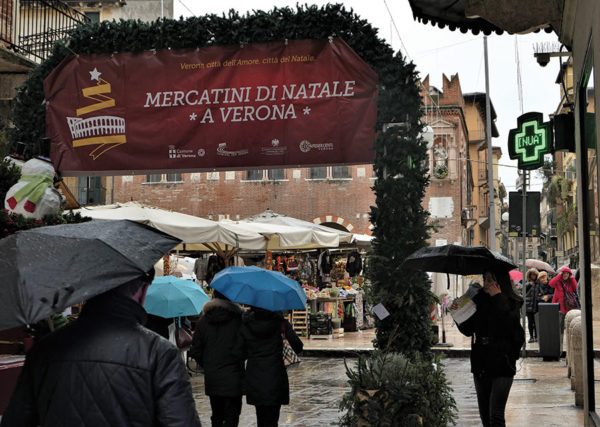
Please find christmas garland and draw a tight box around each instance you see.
[11,3,434,355]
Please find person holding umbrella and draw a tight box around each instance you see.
[190,290,245,427]
[450,269,525,427]
[235,306,303,427]
[208,265,307,427]
[0,220,201,426]
[1,269,202,427]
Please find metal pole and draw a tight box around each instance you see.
[484,36,496,251]
[521,171,528,357]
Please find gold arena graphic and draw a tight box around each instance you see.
[67,68,126,160]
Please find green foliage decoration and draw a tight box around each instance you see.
[367,80,434,354]
[0,209,91,239]
[339,351,457,426]
[0,157,22,203]
[557,203,577,237]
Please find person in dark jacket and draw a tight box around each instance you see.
[235,307,303,427]
[451,268,525,427]
[190,291,245,427]
[536,271,554,304]
[1,270,201,427]
[525,268,540,343]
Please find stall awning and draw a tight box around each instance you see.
[408,0,562,36]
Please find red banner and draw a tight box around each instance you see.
[44,38,378,175]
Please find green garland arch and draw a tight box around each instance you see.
[11,3,434,355]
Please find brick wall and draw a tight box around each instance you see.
[112,165,376,235]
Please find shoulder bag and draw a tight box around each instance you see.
[561,282,580,312]
[281,323,300,368]
[175,323,193,349]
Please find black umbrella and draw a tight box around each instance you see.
[403,244,516,346]
[0,220,181,331]
[402,244,516,275]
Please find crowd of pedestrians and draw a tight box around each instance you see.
[521,265,580,342]
[1,274,303,427]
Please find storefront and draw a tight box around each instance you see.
[408,0,600,423]
[565,1,600,424]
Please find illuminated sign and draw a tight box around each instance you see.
[508,112,553,170]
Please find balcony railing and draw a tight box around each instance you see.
[0,0,89,62]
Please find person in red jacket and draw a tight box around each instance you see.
[549,266,579,332]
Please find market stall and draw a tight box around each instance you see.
[276,249,372,339]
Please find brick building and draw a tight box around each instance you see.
[420,74,472,246]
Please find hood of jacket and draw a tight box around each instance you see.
[242,309,282,338]
[202,298,244,324]
[526,268,539,281]
[560,266,573,276]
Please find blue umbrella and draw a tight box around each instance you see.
[144,276,210,318]
[210,266,307,311]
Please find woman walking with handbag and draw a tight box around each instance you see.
[549,266,579,332]
[235,307,303,427]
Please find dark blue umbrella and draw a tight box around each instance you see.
[145,276,210,318]
[210,266,307,311]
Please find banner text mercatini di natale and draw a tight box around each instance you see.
[44,38,378,175]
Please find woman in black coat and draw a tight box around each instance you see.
[235,307,303,427]
[190,291,245,427]
[524,268,540,342]
[452,268,525,427]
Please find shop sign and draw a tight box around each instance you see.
[507,112,553,170]
[44,38,378,175]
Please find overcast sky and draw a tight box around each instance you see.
[173,0,562,193]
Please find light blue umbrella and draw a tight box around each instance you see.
[210,266,307,311]
[145,275,210,318]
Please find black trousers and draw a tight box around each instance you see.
[473,375,514,427]
[526,312,537,339]
[209,395,242,427]
[255,405,281,427]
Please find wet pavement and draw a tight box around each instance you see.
[191,320,585,426]
[190,356,584,426]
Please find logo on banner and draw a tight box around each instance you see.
[66,67,126,159]
[216,142,249,157]
[261,139,287,156]
[168,145,196,159]
[299,139,334,153]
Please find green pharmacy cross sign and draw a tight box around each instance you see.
[508,112,553,170]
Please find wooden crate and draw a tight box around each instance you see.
[291,309,308,336]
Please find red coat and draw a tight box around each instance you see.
[549,270,578,314]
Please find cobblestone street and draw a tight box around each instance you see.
[191,355,583,426]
